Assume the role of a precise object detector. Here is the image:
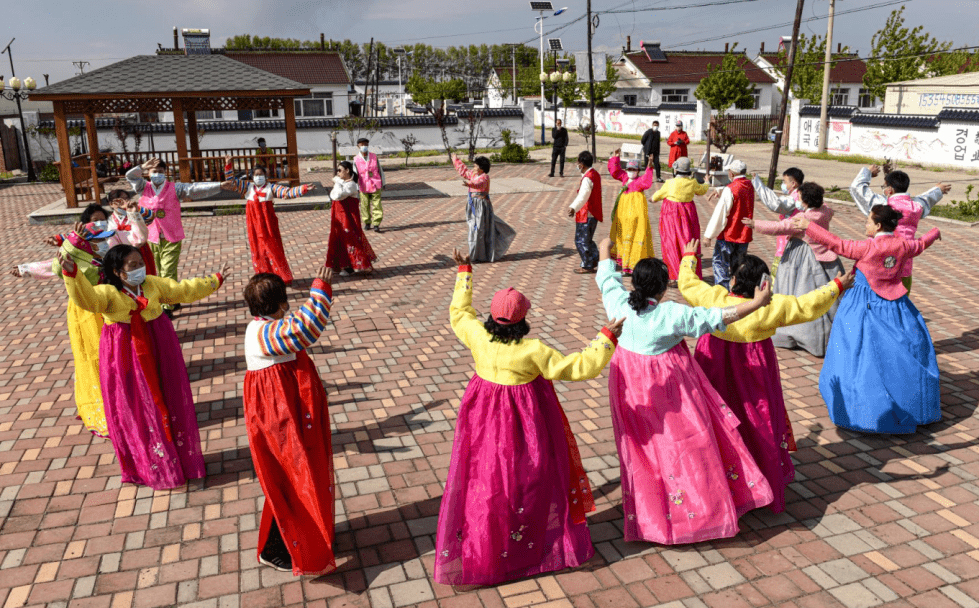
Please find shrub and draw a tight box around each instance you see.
[951,184,979,217]
[38,163,61,183]
[495,129,530,164]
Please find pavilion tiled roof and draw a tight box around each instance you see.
[225,52,351,86]
[32,55,308,97]
[759,52,868,83]
[623,50,776,84]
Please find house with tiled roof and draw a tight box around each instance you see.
[613,41,778,115]
[751,40,882,111]
[486,67,520,108]
[225,51,351,119]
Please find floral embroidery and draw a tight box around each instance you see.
[441,550,449,557]
[669,490,685,505]
[748,481,756,488]
[152,443,165,458]
[726,465,739,481]
[510,531,523,541]
[501,551,508,558]
[527,542,534,548]
[688,512,696,519]
[883,256,896,269]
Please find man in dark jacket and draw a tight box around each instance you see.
[640,120,662,182]
[549,119,569,177]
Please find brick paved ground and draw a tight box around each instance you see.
[1,164,979,608]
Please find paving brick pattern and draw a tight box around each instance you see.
[1,165,978,608]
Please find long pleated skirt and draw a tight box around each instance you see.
[694,335,794,514]
[66,300,108,437]
[99,316,205,489]
[466,192,516,263]
[820,271,941,434]
[326,196,377,271]
[609,343,773,544]
[245,351,335,575]
[247,199,294,284]
[434,375,594,586]
[609,190,655,273]
[771,239,845,358]
[660,199,702,280]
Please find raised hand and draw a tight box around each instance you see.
[604,317,626,338]
[567,208,575,218]
[316,265,333,287]
[58,252,76,275]
[9,266,23,277]
[223,154,233,166]
[868,164,881,177]
[453,248,471,267]
[72,221,85,237]
[938,183,952,194]
[599,237,612,260]
[44,236,60,247]
[219,263,232,280]
[125,199,140,213]
[752,279,773,307]
[683,239,700,256]
[835,267,856,292]
[612,148,621,158]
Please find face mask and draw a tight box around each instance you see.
[150,173,166,186]
[254,175,267,187]
[360,146,369,154]
[124,266,147,286]
[93,241,110,257]
[114,207,127,217]
[627,170,638,180]
[780,183,789,194]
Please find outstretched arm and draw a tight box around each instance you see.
[221,162,251,197]
[802,221,871,261]
[904,227,941,258]
[449,249,482,350]
[607,155,627,183]
[259,268,333,356]
[596,239,631,320]
[915,186,946,218]
[850,166,885,216]
[531,329,618,382]
[270,182,313,200]
[155,263,230,306]
[752,175,802,215]
[125,166,148,196]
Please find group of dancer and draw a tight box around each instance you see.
[8,135,950,584]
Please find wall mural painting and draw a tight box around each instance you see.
[854,130,948,160]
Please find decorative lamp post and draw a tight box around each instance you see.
[531,2,566,145]
[1,39,38,182]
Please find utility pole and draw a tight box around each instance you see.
[767,0,806,188]
[511,45,517,105]
[817,0,836,153]
[72,61,90,75]
[586,0,597,158]
[365,38,374,118]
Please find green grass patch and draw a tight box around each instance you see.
[215,205,245,216]
[928,204,979,223]
[824,185,855,203]
[0,171,14,180]
[790,151,880,165]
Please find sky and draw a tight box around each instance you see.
[3,0,978,86]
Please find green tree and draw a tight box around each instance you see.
[694,49,756,112]
[774,33,851,102]
[497,67,541,100]
[404,74,468,161]
[863,5,977,100]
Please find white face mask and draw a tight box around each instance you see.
[124,266,147,286]
[360,146,369,154]
[627,170,639,180]
[780,183,789,194]
[93,240,110,257]
[254,175,267,187]
[150,172,166,186]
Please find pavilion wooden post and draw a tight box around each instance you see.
[84,112,103,202]
[53,101,79,208]
[186,111,202,181]
[171,98,191,183]
[283,98,300,187]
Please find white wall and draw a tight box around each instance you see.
[536,104,710,141]
[790,110,979,169]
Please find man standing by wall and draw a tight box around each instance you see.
[640,121,662,182]
[550,119,569,178]
[354,138,385,233]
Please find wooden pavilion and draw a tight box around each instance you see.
[29,55,311,207]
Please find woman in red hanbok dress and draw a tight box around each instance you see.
[326,161,377,276]
[223,156,316,285]
[243,265,336,575]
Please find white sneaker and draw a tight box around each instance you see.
[339,269,352,277]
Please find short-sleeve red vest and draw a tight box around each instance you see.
[720,177,755,243]
[575,168,603,223]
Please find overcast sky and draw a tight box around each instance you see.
[4,0,977,86]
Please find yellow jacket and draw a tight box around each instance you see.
[450,268,616,385]
[677,255,840,343]
[62,265,223,324]
[651,176,710,203]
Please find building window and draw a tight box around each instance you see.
[858,88,876,108]
[830,87,849,106]
[662,88,689,103]
[254,109,281,119]
[623,94,638,106]
[294,93,334,117]
[750,88,761,110]
[194,110,223,120]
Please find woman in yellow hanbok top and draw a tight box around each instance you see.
[607,152,656,274]
[11,220,117,437]
[651,157,710,283]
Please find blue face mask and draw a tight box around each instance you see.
[150,173,166,186]
[93,240,110,257]
[124,266,147,286]
[780,183,789,194]
[254,175,267,187]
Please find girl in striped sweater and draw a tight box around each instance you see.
[242,266,336,576]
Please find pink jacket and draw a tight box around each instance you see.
[607,157,654,193]
[754,205,838,263]
[354,153,383,193]
[140,181,184,243]
[805,222,940,300]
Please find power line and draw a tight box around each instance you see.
[602,0,759,14]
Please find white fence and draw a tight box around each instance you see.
[534,102,712,141]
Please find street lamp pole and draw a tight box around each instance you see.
[1,39,37,182]
[537,13,546,145]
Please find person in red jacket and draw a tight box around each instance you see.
[567,151,603,273]
[666,120,690,167]
[703,160,754,289]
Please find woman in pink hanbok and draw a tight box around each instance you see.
[596,238,774,543]
[434,248,623,586]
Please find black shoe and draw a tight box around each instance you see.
[364,222,371,229]
[373,225,382,233]
[560,174,564,177]
[172,303,182,311]
[259,550,292,573]
[548,174,554,178]
[164,309,175,320]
